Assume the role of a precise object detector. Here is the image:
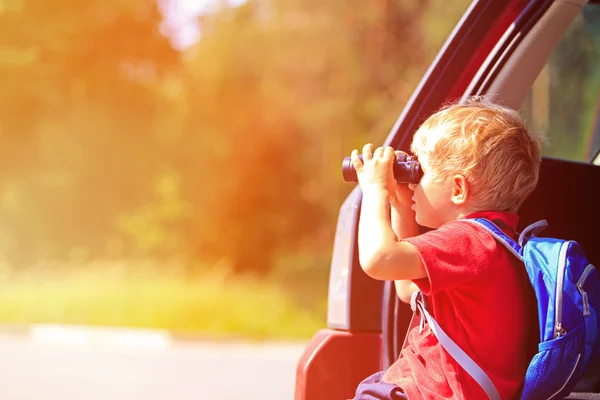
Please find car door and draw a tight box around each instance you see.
[295,1,600,399]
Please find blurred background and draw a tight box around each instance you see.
[0,0,471,342]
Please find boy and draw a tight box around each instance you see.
[350,98,541,399]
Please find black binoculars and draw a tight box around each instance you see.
[342,153,422,184]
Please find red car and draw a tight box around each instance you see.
[295,0,600,399]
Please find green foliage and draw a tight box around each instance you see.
[545,9,600,161]
[0,0,179,266]
[0,0,469,279]
[0,262,326,339]
[117,169,191,257]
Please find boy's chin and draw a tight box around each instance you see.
[415,214,437,230]
[414,213,424,226]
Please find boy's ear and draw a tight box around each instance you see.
[451,174,468,205]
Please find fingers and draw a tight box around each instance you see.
[383,146,395,161]
[351,149,362,170]
[354,145,396,163]
[362,143,374,161]
[351,145,397,189]
[376,146,395,165]
[373,146,384,159]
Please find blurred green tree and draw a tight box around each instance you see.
[178,0,434,274]
[0,0,470,277]
[0,0,179,265]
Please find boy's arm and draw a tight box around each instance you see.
[358,188,426,281]
[390,203,422,303]
[394,280,421,303]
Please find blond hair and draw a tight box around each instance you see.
[410,97,542,213]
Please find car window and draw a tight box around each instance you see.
[520,3,600,164]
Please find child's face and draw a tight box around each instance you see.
[408,153,454,229]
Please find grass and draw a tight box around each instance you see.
[0,261,327,340]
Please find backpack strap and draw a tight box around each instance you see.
[410,291,502,400]
[517,219,548,247]
[461,218,524,261]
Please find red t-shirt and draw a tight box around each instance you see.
[382,211,538,400]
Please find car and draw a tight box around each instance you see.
[295,0,600,399]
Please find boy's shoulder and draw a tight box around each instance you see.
[460,210,518,231]
[422,211,518,240]
[443,210,519,239]
[406,211,519,275]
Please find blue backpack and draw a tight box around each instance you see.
[410,218,600,400]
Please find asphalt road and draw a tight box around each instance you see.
[0,332,306,400]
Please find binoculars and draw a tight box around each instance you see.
[342,153,422,184]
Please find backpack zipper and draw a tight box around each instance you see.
[555,242,571,338]
[576,264,595,317]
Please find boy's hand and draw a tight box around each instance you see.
[390,150,414,211]
[351,144,396,194]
